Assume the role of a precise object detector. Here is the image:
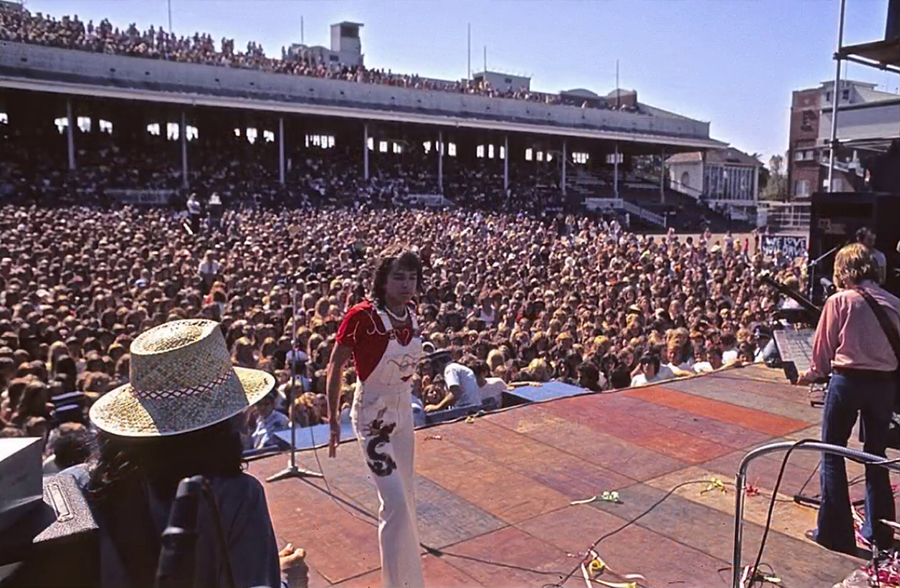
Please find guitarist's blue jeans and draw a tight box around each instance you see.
[816,369,897,553]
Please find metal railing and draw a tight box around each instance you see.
[583,197,624,211]
[619,199,666,227]
[731,441,900,588]
[583,197,666,226]
[667,178,705,199]
[757,202,811,231]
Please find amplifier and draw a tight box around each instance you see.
[809,192,900,301]
[3,470,99,587]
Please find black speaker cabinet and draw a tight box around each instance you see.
[887,0,899,41]
[809,192,900,301]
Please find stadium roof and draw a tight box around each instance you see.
[606,88,637,98]
[561,88,601,98]
[667,147,761,166]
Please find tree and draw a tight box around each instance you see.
[760,153,787,201]
[752,152,769,193]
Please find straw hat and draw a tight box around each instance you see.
[90,319,274,437]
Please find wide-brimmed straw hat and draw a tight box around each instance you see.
[90,319,274,437]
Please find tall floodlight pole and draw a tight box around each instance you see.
[467,23,471,83]
[827,0,847,192]
[615,59,620,108]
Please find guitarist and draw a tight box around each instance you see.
[799,243,900,555]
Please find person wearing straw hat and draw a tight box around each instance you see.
[62,319,306,588]
[326,248,424,588]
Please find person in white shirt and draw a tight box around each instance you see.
[285,347,309,375]
[664,339,695,376]
[630,353,675,387]
[250,393,289,449]
[198,249,220,292]
[422,350,481,412]
[693,347,725,374]
[474,361,507,410]
[720,332,739,365]
[472,296,496,328]
[186,193,202,233]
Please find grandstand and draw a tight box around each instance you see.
[0,4,746,229]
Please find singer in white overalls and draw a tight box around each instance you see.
[327,249,424,588]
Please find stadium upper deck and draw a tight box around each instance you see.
[0,6,724,152]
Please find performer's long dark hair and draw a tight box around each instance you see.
[88,416,244,504]
[371,249,423,309]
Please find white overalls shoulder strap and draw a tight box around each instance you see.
[375,309,396,340]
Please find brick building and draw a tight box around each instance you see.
[787,80,900,200]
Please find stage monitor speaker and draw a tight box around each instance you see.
[4,471,99,587]
[809,191,900,301]
[868,141,900,194]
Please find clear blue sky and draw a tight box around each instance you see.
[26,0,897,159]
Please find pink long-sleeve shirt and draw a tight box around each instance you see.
[807,281,900,379]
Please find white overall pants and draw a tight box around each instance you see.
[351,310,423,588]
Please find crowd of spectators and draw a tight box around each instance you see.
[0,4,639,112]
[0,196,802,462]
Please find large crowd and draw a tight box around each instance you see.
[0,4,638,112]
[0,9,781,461]
[0,196,801,467]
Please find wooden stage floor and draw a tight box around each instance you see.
[248,365,890,587]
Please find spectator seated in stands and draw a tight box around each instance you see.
[0,4,641,113]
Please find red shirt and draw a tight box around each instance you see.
[336,300,414,382]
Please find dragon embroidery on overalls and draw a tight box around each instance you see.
[365,408,397,477]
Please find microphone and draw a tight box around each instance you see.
[155,476,205,588]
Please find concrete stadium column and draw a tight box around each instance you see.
[659,147,666,204]
[278,116,285,185]
[363,124,370,181]
[180,111,189,189]
[503,135,509,193]
[752,163,759,205]
[561,140,567,197]
[613,143,620,199]
[438,131,443,193]
[66,97,76,171]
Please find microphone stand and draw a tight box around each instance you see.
[267,288,323,483]
[807,243,841,300]
[155,476,203,588]
[807,244,841,268]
